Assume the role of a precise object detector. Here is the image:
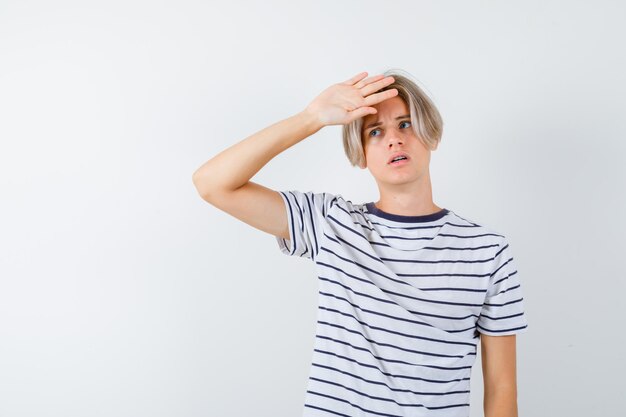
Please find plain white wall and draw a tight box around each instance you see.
[1,1,625,416]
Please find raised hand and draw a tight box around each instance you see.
[303,72,399,127]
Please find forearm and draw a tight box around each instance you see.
[484,388,518,417]
[192,109,323,198]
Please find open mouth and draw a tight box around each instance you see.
[388,154,410,165]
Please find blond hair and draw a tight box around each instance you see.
[341,68,443,168]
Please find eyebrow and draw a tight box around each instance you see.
[364,114,411,130]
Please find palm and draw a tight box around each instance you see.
[306,72,398,127]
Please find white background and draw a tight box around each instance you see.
[1,1,625,416]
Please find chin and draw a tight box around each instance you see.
[387,171,422,182]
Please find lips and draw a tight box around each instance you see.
[388,152,410,164]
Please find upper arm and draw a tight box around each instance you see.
[198,180,289,240]
[476,237,529,336]
[481,334,518,395]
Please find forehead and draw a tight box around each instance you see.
[362,96,409,127]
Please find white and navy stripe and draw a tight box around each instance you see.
[276,190,528,417]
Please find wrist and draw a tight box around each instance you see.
[298,107,325,132]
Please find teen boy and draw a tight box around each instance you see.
[193,70,528,417]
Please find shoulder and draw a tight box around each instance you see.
[278,190,361,221]
[280,190,370,222]
[446,209,509,247]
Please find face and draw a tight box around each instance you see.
[360,96,435,187]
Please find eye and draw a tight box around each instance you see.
[368,121,411,137]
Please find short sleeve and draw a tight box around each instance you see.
[477,237,529,336]
[275,190,337,261]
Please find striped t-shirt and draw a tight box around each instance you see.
[275,190,529,417]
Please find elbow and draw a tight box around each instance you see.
[192,170,212,201]
[192,166,240,202]
[191,170,201,188]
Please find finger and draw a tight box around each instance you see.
[353,74,385,90]
[346,106,377,122]
[341,71,368,85]
[360,76,395,97]
[363,88,399,107]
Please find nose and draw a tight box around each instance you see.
[387,134,403,148]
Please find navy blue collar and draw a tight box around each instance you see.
[366,202,449,223]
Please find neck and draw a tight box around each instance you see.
[374,172,440,216]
